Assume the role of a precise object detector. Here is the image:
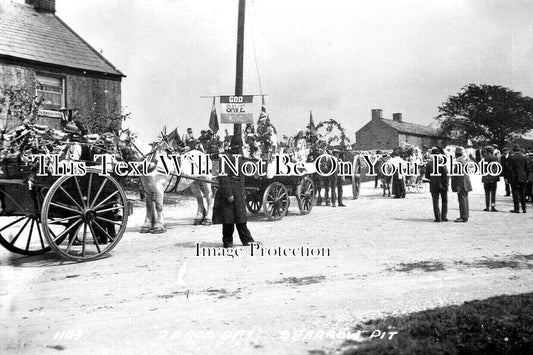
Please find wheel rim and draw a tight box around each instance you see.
[0,214,52,255]
[0,187,51,256]
[41,168,128,261]
[297,177,314,215]
[263,182,289,221]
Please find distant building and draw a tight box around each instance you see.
[354,109,447,150]
[0,0,124,131]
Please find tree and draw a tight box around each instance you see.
[0,84,43,132]
[436,84,533,148]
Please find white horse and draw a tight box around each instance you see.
[117,130,213,233]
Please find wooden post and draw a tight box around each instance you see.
[233,0,246,149]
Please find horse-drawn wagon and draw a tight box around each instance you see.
[0,125,130,261]
[244,172,315,221]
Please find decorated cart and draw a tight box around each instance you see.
[0,123,130,261]
[241,124,316,221]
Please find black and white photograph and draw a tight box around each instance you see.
[1,0,533,354]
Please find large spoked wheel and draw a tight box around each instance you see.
[262,182,289,221]
[352,174,361,199]
[0,187,54,256]
[296,176,315,215]
[41,168,129,262]
[246,191,262,214]
[0,214,51,256]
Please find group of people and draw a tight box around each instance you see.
[426,143,532,223]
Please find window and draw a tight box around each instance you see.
[36,74,65,109]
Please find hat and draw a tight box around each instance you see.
[431,147,440,154]
[64,121,81,135]
[485,145,494,153]
[512,144,520,151]
[502,147,510,152]
[376,150,382,154]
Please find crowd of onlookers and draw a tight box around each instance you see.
[363,143,533,222]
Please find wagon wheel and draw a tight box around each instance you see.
[0,188,53,256]
[0,214,51,256]
[41,168,129,262]
[296,176,315,215]
[246,191,262,214]
[262,182,289,221]
[352,174,361,199]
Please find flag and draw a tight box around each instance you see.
[308,110,317,135]
[257,96,268,124]
[167,127,182,147]
[59,108,79,122]
[209,97,219,134]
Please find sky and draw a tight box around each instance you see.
[54,0,533,141]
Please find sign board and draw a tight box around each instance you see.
[219,95,254,124]
[38,109,63,119]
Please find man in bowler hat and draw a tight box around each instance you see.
[212,137,256,248]
[425,147,448,222]
[451,147,472,222]
[508,144,530,213]
[482,146,500,212]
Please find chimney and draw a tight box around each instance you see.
[26,0,56,13]
[393,113,403,122]
[371,109,383,121]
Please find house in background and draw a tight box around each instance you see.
[354,109,447,150]
[0,0,124,131]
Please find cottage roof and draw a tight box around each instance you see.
[380,118,440,137]
[0,1,124,77]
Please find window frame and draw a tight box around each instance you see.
[35,73,66,110]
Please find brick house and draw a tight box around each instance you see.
[0,0,124,131]
[354,109,447,150]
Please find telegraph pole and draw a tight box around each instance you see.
[233,0,246,149]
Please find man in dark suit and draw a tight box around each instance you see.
[213,140,256,248]
[425,147,448,222]
[451,147,472,222]
[508,144,530,213]
[500,147,512,196]
[481,146,500,212]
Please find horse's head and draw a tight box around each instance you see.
[116,129,150,161]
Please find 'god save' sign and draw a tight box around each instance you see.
[220,95,254,124]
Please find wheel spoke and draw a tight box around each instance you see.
[87,173,93,205]
[25,218,35,251]
[95,205,124,214]
[73,176,86,208]
[53,219,82,243]
[36,218,45,249]
[48,215,81,224]
[89,178,108,208]
[81,223,87,257]
[95,216,123,226]
[65,222,83,254]
[49,202,81,214]
[0,216,26,232]
[93,190,119,210]
[89,222,101,254]
[10,217,31,246]
[92,220,115,243]
[58,186,82,209]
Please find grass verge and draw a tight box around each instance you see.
[340,292,533,355]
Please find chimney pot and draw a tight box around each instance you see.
[393,113,403,122]
[30,0,56,13]
[371,109,383,121]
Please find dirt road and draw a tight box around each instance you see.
[1,176,532,354]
